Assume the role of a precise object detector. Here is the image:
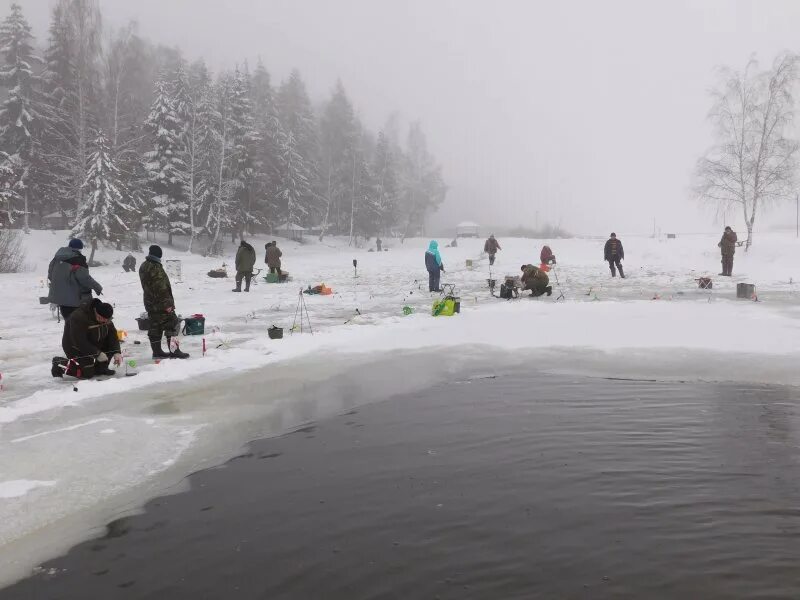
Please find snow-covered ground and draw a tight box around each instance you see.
[2,229,800,584]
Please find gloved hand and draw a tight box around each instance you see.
[113,353,122,366]
[165,306,174,313]
[96,352,109,363]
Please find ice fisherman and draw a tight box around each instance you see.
[47,238,103,320]
[265,241,283,278]
[604,233,625,278]
[122,254,136,272]
[484,234,501,266]
[233,239,256,292]
[376,237,382,252]
[52,299,122,379]
[540,245,556,266]
[718,226,738,277]
[139,245,189,359]
[520,264,552,297]
[425,240,445,292]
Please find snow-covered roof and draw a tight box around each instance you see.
[457,221,479,228]
[42,211,74,219]
[276,223,307,231]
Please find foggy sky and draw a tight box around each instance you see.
[21,0,800,235]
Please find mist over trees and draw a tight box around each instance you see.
[695,53,799,250]
[0,1,447,253]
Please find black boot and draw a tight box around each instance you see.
[51,357,64,378]
[167,338,190,359]
[151,341,171,359]
[232,284,241,292]
[618,266,625,279]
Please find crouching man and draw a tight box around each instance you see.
[53,299,122,379]
[520,264,553,297]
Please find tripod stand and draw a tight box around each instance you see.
[292,289,313,334]
[550,264,566,301]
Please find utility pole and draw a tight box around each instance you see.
[796,193,798,238]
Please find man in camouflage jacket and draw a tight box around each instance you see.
[139,245,189,359]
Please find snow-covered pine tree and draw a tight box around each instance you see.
[0,3,41,231]
[73,131,135,262]
[400,122,447,241]
[277,69,319,221]
[143,75,189,245]
[227,66,258,238]
[320,79,360,237]
[275,128,313,228]
[371,129,400,235]
[250,58,282,226]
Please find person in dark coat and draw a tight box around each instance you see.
[376,237,382,252]
[233,239,257,292]
[521,264,552,297]
[49,246,103,320]
[425,240,445,292]
[53,299,121,379]
[604,233,625,278]
[540,245,556,265]
[47,238,83,283]
[265,241,283,277]
[139,245,189,359]
[122,254,136,272]
[718,226,738,276]
[484,235,501,266]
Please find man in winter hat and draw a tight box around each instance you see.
[138,245,189,359]
[53,299,122,379]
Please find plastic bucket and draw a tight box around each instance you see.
[737,283,755,299]
[136,317,150,331]
[183,315,205,335]
[268,326,283,340]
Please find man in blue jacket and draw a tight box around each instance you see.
[425,240,445,292]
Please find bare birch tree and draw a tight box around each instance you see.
[695,53,799,250]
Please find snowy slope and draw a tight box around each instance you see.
[1,229,800,584]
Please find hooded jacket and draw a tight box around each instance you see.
[49,253,103,307]
[719,230,738,255]
[265,243,282,268]
[62,299,121,359]
[425,240,443,272]
[235,241,257,272]
[484,236,501,254]
[47,246,81,282]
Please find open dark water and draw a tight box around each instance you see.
[4,375,800,599]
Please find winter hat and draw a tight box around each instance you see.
[149,244,163,258]
[94,300,114,319]
[610,232,617,238]
[68,238,84,249]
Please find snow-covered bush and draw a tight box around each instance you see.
[0,227,24,272]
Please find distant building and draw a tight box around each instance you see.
[41,211,74,230]
[275,222,306,241]
[456,221,479,238]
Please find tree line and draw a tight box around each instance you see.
[0,1,447,258]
